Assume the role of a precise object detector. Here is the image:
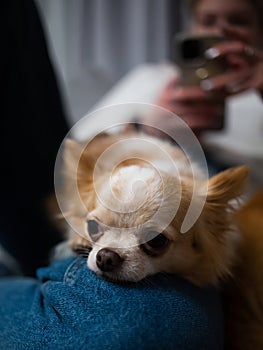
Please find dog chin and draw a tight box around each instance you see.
[89,267,144,283]
[87,257,146,283]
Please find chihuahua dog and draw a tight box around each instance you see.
[61,131,248,286]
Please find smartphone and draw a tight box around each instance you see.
[173,33,227,130]
[173,33,227,85]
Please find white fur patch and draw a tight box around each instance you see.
[97,165,163,214]
[111,165,160,200]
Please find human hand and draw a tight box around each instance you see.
[202,40,263,97]
[145,76,224,136]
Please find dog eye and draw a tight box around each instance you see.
[87,220,100,236]
[146,232,169,250]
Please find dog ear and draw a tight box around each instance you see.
[63,138,95,177]
[206,166,249,205]
[60,139,92,239]
[61,139,84,203]
[188,166,249,285]
[62,138,98,191]
[63,139,83,173]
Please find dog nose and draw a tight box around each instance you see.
[96,248,123,272]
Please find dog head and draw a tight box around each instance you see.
[62,133,248,286]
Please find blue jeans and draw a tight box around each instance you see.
[0,257,223,350]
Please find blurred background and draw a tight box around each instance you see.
[1,0,262,276]
[35,0,187,125]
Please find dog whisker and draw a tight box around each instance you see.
[74,247,91,258]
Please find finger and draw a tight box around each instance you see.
[221,26,249,43]
[164,76,181,91]
[169,86,211,102]
[164,101,224,117]
[205,41,263,62]
[200,70,251,94]
[227,67,263,96]
[162,75,209,100]
[227,54,250,70]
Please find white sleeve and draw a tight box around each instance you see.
[72,63,178,140]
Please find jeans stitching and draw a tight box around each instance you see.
[63,257,86,285]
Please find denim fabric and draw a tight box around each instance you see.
[0,257,224,350]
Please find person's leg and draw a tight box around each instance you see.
[0,256,224,349]
[0,0,69,275]
[0,244,21,277]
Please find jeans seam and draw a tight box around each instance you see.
[63,257,85,285]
